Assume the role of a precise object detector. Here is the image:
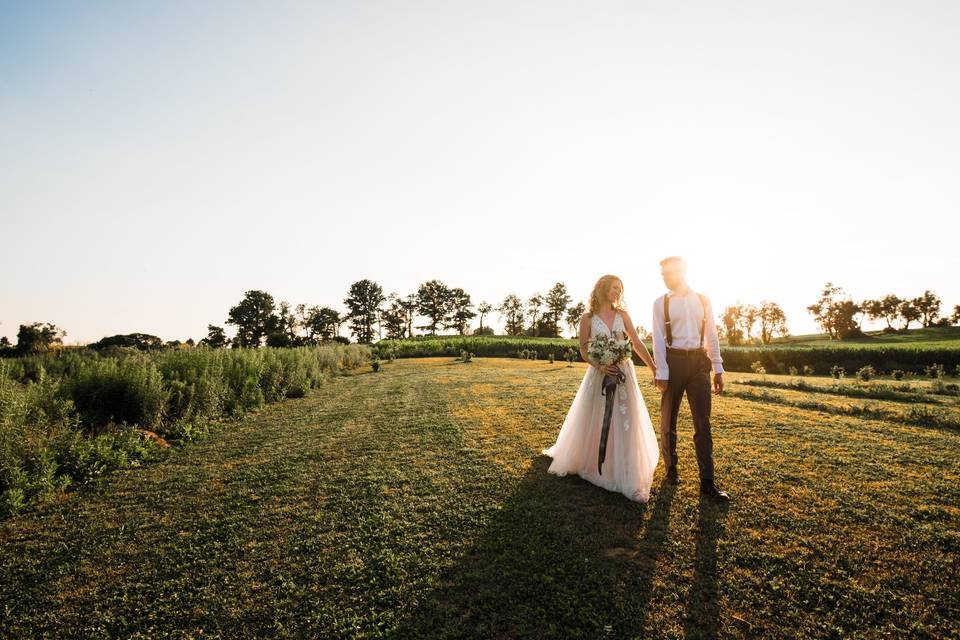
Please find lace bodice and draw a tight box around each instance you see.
[591,311,624,338]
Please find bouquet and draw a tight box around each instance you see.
[587,333,632,367]
[588,333,633,475]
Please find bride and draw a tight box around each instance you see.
[541,275,660,503]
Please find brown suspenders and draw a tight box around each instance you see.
[664,291,707,349]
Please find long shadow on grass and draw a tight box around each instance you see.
[389,454,680,639]
[683,495,730,640]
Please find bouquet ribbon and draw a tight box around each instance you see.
[598,365,626,475]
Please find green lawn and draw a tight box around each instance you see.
[1,358,957,638]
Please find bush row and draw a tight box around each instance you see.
[375,336,960,375]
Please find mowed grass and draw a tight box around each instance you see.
[1,358,957,639]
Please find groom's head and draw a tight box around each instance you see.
[659,256,687,291]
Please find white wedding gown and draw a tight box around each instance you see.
[541,311,660,503]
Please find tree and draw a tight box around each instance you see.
[739,304,759,342]
[720,306,744,346]
[566,301,586,336]
[898,298,921,331]
[476,301,493,333]
[266,300,301,347]
[637,325,651,341]
[757,301,788,344]
[544,282,572,337]
[526,293,544,333]
[200,325,228,348]
[863,295,903,332]
[227,290,277,347]
[344,279,385,344]
[380,293,409,340]
[913,290,941,327]
[952,305,960,325]
[416,280,452,334]
[445,287,476,335]
[806,283,862,340]
[497,294,525,336]
[16,322,66,355]
[90,333,161,351]
[308,307,341,341]
[400,293,420,338]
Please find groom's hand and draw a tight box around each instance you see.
[713,373,724,394]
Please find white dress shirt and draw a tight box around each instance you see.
[652,286,724,380]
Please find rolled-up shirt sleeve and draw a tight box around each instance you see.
[652,296,669,380]
[703,295,725,375]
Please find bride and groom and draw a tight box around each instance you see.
[541,256,731,503]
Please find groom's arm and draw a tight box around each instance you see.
[702,295,724,376]
[652,297,669,381]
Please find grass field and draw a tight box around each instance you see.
[1,358,957,638]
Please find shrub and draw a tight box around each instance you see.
[65,356,167,431]
[802,365,815,376]
[925,363,945,379]
[892,369,905,381]
[830,365,845,380]
[856,365,876,382]
[750,361,766,376]
[788,366,798,377]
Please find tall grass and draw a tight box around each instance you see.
[0,343,370,518]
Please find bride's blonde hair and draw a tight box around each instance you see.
[588,275,626,315]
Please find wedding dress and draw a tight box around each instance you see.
[541,311,660,503]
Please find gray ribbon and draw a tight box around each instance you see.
[598,366,626,475]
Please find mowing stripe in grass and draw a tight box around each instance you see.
[727,387,960,432]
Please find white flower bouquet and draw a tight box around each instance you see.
[587,333,632,367]
[589,332,633,475]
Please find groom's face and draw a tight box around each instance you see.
[661,263,686,290]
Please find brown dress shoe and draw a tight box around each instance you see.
[700,479,730,502]
[665,467,680,484]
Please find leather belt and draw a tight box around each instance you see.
[666,346,705,356]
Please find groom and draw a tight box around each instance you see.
[652,256,730,502]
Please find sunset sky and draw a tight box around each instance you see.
[2,1,958,344]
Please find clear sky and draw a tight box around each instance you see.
[2,1,958,344]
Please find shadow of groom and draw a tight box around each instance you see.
[388,454,726,639]
[682,494,730,640]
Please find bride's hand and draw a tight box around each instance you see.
[600,364,620,376]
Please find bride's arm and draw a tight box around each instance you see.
[578,313,598,368]
[622,310,657,374]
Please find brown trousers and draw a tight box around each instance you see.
[659,347,715,482]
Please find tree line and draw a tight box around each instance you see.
[807,283,959,340]
[207,280,588,348]
[2,281,958,355]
